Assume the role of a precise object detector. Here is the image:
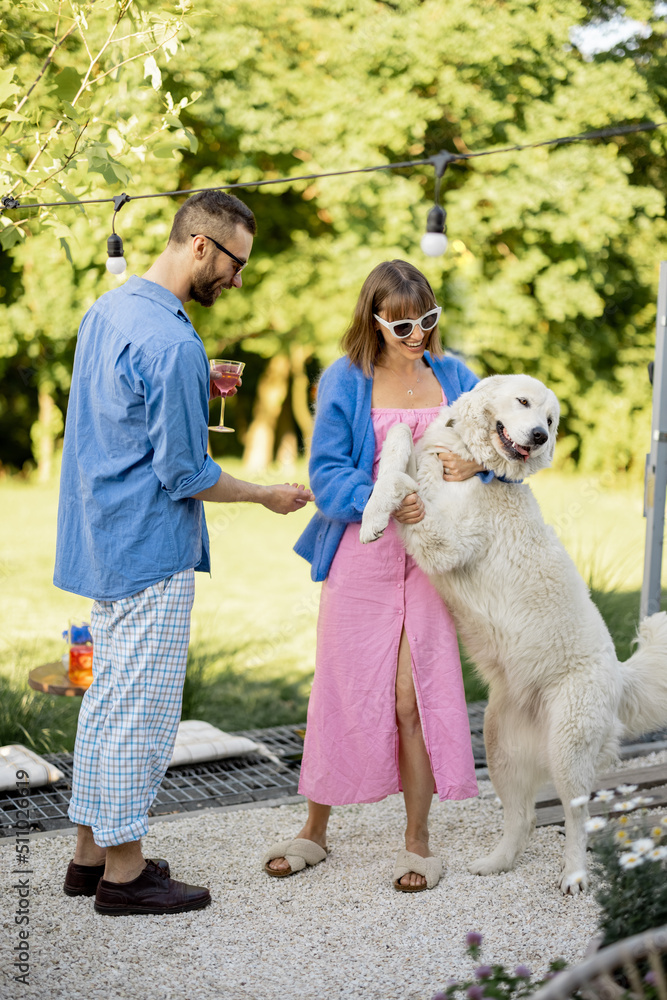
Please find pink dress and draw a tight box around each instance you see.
[298,398,478,806]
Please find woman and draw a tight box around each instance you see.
[262,260,490,891]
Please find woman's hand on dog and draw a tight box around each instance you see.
[392,492,425,524]
[437,450,485,482]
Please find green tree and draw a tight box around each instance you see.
[169,0,667,472]
[0,0,199,477]
[2,0,667,476]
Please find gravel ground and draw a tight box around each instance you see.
[2,751,666,1000]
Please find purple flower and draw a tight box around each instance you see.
[515,965,532,979]
[645,972,657,986]
[475,965,493,980]
[466,931,483,948]
[467,986,485,1000]
[432,993,448,1000]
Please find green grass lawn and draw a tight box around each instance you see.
[0,461,662,754]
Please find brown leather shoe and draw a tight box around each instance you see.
[64,857,170,897]
[94,859,211,915]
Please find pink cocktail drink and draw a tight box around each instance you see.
[208,358,245,432]
[210,368,240,397]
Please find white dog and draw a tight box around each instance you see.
[360,373,667,893]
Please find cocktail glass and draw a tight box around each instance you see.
[209,359,245,432]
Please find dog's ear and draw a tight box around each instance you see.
[546,430,557,465]
[545,392,560,465]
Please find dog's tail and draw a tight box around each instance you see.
[618,611,667,737]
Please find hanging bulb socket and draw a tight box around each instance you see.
[105,192,131,275]
[107,232,123,256]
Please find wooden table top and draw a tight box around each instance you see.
[28,661,89,697]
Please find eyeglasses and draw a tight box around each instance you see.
[191,234,247,274]
[373,306,442,340]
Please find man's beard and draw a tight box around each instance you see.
[189,259,225,307]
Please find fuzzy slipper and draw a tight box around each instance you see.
[262,838,329,878]
[393,849,443,892]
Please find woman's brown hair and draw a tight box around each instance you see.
[341,260,443,375]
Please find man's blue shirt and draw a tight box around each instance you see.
[54,275,222,600]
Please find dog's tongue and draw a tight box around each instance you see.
[514,443,530,457]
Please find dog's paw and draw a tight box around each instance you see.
[468,854,512,876]
[359,512,389,544]
[359,524,385,543]
[560,869,587,895]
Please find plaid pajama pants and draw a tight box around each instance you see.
[68,569,195,847]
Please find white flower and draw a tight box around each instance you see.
[635,796,655,806]
[662,816,667,828]
[631,838,655,855]
[584,817,607,833]
[614,830,629,842]
[648,846,667,861]
[594,789,615,803]
[616,784,639,795]
[612,799,639,812]
[570,795,590,808]
[619,852,644,869]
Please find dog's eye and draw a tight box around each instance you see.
[547,418,553,427]
[517,397,529,407]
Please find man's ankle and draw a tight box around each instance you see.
[103,859,146,884]
[103,839,146,883]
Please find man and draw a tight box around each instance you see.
[54,191,313,915]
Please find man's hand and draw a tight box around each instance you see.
[392,491,425,524]
[437,450,485,482]
[209,374,242,400]
[262,483,314,515]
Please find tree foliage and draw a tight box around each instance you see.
[1,0,666,475]
[0,0,198,473]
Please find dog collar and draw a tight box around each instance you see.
[495,474,524,484]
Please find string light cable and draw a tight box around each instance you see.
[1,118,666,264]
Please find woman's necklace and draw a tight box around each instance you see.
[384,364,424,396]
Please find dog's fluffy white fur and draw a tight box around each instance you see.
[360,373,667,894]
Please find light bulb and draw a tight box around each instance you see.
[106,255,127,274]
[421,231,448,257]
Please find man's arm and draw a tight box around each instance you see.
[192,472,313,514]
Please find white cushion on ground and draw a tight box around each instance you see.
[168,720,259,767]
[0,744,64,790]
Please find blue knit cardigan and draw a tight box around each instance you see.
[294,351,492,581]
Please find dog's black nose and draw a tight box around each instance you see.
[531,427,548,446]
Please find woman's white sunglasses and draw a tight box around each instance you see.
[373,306,442,340]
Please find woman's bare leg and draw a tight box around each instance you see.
[266,800,331,873]
[395,627,435,888]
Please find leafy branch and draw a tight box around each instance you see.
[2,1,191,201]
[0,0,91,137]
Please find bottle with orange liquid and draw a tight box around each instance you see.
[65,622,94,688]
